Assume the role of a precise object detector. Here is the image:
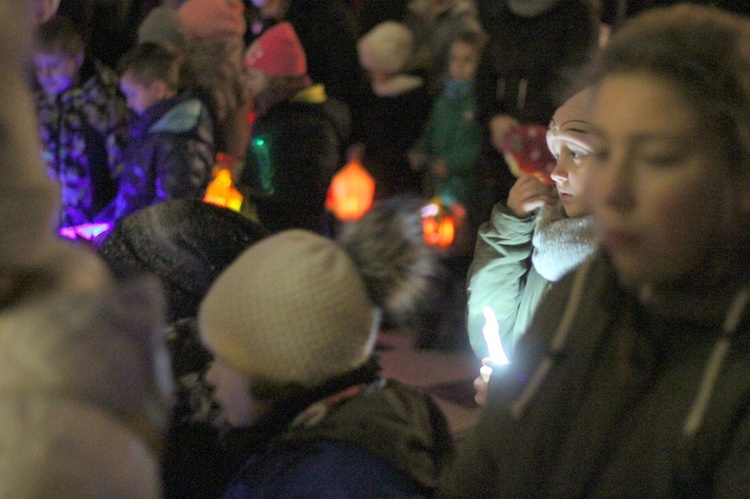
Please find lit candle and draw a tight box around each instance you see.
[480,306,509,381]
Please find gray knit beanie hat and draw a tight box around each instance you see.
[200,230,377,387]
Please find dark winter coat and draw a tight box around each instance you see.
[354,78,433,200]
[474,0,598,206]
[240,85,350,234]
[223,378,453,498]
[442,248,750,496]
[99,92,214,225]
[35,56,127,228]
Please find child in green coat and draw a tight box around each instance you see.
[408,29,486,223]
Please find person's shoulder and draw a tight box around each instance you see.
[237,439,425,497]
[149,95,209,135]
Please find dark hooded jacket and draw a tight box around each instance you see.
[98,92,214,225]
[441,247,750,496]
[240,84,351,235]
[224,376,453,498]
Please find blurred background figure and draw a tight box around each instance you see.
[352,21,432,201]
[408,28,488,250]
[246,0,365,141]
[32,15,127,232]
[401,0,484,95]
[472,0,599,217]
[238,22,350,235]
[95,42,215,228]
[176,0,251,161]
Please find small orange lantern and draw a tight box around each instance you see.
[421,198,455,248]
[204,153,244,212]
[326,159,376,221]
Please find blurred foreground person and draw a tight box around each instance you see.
[0,2,171,496]
[98,199,269,498]
[440,4,750,496]
[199,199,452,497]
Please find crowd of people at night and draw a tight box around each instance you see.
[2,0,750,496]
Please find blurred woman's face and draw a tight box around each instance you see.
[587,73,739,287]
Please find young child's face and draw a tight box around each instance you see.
[119,73,164,116]
[448,41,479,83]
[33,51,82,97]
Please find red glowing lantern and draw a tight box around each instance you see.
[421,198,456,248]
[326,160,375,221]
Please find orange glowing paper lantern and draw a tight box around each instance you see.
[204,153,244,212]
[326,160,375,221]
[421,198,455,248]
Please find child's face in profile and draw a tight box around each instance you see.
[119,73,163,116]
[448,41,479,83]
[33,51,82,97]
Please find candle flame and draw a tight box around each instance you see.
[482,306,509,366]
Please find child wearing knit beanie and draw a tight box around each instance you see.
[237,22,351,235]
[198,197,452,496]
[350,21,433,200]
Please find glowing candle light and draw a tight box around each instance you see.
[480,306,509,381]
